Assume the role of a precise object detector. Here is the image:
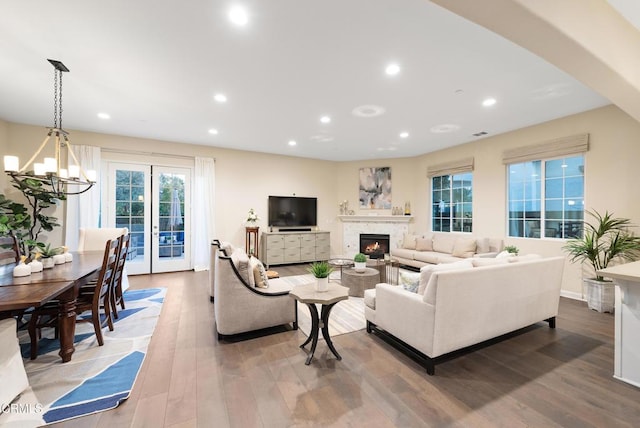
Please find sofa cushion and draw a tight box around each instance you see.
[472,257,510,267]
[452,238,477,258]
[231,248,251,284]
[364,288,376,309]
[436,254,465,264]
[422,260,474,303]
[402,234,418,250]
[415,235,433,251]
[392,248,417,260]
[413,251,441,264]
[432,234,457,254]
[476,237,490,254]
[508,254,542,262]
[399,271,421,293]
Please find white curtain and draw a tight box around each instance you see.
[192,157,216,271]
[64,145,101,249]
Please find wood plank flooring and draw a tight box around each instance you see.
[51,264,640,427]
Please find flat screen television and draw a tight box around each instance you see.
[268,196,317,228]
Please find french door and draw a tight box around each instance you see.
[105,162,191,274]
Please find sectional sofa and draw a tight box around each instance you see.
[390,232,504,268]
[364,255,565,374]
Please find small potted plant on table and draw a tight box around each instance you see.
[563,210,640,312]
[354,253,367,272]
[308,261,333,292]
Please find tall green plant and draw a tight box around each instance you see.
[563,210,640,281]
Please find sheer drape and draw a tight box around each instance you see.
[193,157,215,271]
[64,145,101,249]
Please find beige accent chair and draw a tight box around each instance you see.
[0,318,30,405]
[213,242,297,338]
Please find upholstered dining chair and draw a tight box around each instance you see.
[0,318,29,406]
[77,227,130,292]
[28,237,120,359]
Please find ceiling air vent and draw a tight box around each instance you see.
[472,131,488,137]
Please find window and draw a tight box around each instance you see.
[432,172,473,232]
[508,155,584,239]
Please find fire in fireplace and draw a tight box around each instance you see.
[359,233,390,259]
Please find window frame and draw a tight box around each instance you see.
[431,171,473,233]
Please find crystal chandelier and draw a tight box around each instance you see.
[3,59,96,197]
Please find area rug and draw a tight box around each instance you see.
[278,274,367,338]
[0,287,165,427]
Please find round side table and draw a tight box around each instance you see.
[341,267,380,297]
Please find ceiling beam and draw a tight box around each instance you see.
[432,0,640,123]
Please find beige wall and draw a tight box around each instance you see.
[2,104,639,296]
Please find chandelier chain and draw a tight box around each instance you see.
[53,69,58,128]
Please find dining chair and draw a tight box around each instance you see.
[27,237,121,359]
[111,233,130,318]
[77,227,128,252]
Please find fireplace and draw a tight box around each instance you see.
[360,234,390,259]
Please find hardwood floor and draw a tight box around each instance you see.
[52,266,640,427]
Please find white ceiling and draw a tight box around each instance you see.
[0,0,616,162]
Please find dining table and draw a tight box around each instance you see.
[0,252,104,363]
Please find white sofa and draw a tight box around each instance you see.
[364,256,565,374]
[390,232,503,268]
[213,241,298,338]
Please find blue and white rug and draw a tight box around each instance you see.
[0,288,165,427]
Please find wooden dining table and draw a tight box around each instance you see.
[0,252,104,363]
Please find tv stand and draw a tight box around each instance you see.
[262,230,330,268]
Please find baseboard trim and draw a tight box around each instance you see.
[560,290,584,301]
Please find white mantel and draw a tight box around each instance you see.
[338,215,412,257]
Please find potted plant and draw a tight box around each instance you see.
[33,242,62,269]
[563,210,640,312]
[354,253,367,272]
[308,261,333,292]
[504,245,519,256]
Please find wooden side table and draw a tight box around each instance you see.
[289,283,349,365]
[245,226,259,257]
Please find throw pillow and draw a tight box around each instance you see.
[452,238,477,258]
[399,271,421,293]
[415,236,433,251]
[496,250,512,258]
[253,261,270,288]
[248,256,261,287]
[432,234,457,254]
[230,248,251,284]
[402,234,418,250]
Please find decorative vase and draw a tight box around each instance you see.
[28,258,43,273]
[53,254,66,265]
[316,277,329,292]
[13,259,31,277]
[64,251,73,262]
[354,262,367,273]
[42,257,55,269]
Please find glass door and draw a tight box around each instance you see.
[105,162,191,274]
[151,166,191,273]
[106,163,151,275]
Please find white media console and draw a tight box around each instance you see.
[261,230,330,268]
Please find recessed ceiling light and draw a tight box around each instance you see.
[97,112,110,120]
[399,132,409,139]
[352,105,385,118]
[385,63,401,76]
[228,5,249,26]
[208,128,219,135]
[430,124,461,134]
[214,93,227,103]
[482,97,497,107]
[320,116,331,124]
[288,140,297,146]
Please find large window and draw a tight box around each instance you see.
[432,172,473,232]
[508,155,584,239]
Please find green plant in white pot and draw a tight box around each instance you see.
[308,261,333,292]
[563,210,640,312]
[353,253,367,272]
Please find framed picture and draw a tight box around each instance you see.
[359,167,391,209]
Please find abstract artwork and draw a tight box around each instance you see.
[359,167,391,209]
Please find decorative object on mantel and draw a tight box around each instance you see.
[3,59,96,197]
[339,200,350,215]
[359,167,392,209]
[563,210,640,312]
[354,253,367,272]
[404,201,411,215]
[308,261,333,292]
[13,256,31,277]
